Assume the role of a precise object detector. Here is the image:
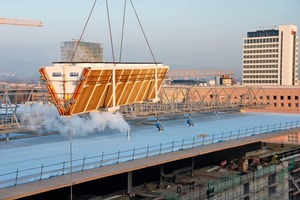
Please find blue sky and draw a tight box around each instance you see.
[1,0,300,81]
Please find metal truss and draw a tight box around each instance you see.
[119,86,270,118]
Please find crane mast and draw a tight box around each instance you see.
[0,17,43,27]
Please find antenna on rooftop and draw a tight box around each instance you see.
[259,25,277,30]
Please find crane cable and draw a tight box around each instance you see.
[70,0,98,63]
[70,0,157,65]
[119,0,127,62]
[105,0,116,63]
[129,0,157,65]
[119,0,157,64]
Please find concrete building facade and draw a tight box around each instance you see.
[61,41,104,62]
[243,25,299,86]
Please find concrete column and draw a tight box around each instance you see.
[191,157,195,177]
[159,165,163,186]
[127,171,132,193]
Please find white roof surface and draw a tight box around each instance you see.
[0,106,299,187]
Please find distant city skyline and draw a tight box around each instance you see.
[1,0,300,81]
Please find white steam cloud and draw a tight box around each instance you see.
[21,104,130,137]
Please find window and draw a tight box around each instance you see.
[296,103,299,107]
[52,72,62,77]
[274,103,277,107]
[70,72,79,77]
[268,174,276,185]
[288,133,298,143]
[296,96,299,100]
[269,186,276,196]
[281,103,284,107]
[288,96,291,100]
[244,182,250,195]
[273,96,277,100]
[280,96,284,100]
[288,103,291,107]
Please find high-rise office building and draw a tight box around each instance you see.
[242,25,298,85]
[61,41,104,62]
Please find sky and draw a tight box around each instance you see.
[0,0,300,81]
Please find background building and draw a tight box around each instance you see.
[61,41,104,62]
[242,25,299,86]
[159,85,300,113]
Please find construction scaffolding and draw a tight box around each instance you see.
[131,146,300,200]
[159,86,270,105]
[0,88,50,141]
[119,86,269,118]
[205,147,300,200]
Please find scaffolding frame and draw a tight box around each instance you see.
[0,88,50,140]
[206,148,300,200]
[119,86,269,118]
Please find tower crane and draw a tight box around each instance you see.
[0,17,43,27]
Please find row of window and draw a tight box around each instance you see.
[244,37,279,44]
[243,54,278,59]
[243,70,278,74]
[62,51,103,55]
[61,53,103,57]
[274,102,299,108]
[243,80,278,83]
[247,30,279,38]
[208,95,299,101]
[243,60,278,64]
[243,65,278,69]
[287,133,298,143]
[243,75,278,78]
[52,72,79,77]
[240,95,299,101]
[273,95,299,100]
[255,95,299,101]
[243,173,277,198]
[244,44,278,49]
[244,49,278,54]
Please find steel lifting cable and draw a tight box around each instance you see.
[129,0,157,64]
[70,0,98,63]
[119,0,127,62]
[70,0,157,65]
[105,0,116,63]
